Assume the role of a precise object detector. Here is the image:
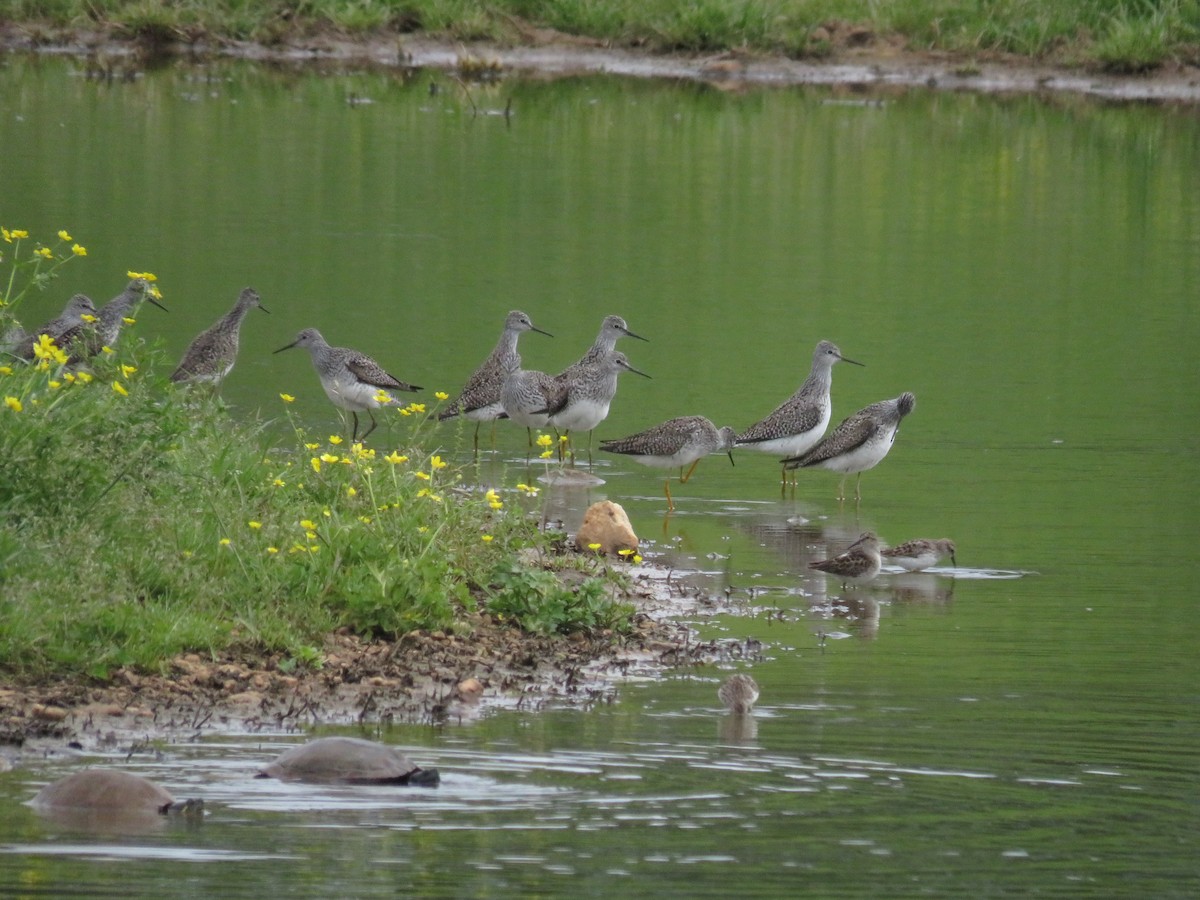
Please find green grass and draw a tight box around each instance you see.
[4,0,1199,70]
[1,229,634,680]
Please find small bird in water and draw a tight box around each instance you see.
[275,328,421,441]
[718,673,760,714]
[809,531,883,588]
[10,293,97,360]
[438,310,552,451]
[599,415,735,511]
[882,538,957,572]
[782,392,916,502]
[63,277,167,363]
[170,286,268,387]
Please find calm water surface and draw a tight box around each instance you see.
[1,55,1198,896]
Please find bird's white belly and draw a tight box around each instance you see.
[553,398,610,432]
[326,375,391,412]
[816,424,899,474]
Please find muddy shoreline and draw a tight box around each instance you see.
[3,25,1200,103]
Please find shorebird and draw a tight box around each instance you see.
[500,365,565,445]
[438,310,552,450]
[275,328,422,441]
[718,673,760,714]
[63,277,167,364]
[782,392,916,502]
[599,415,735,510]
[547,350,650,462]
[809,531,883,588]
[554,314,647,385]
[736,340,863,484]
[882,538,957,572]
[170,287,268,386]
[11,293,97,360]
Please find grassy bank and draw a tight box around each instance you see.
[0,229,633,681]
[5,0,1200,72]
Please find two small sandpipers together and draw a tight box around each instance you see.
[809,532,957,590]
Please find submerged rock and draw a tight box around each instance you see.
[256,736,440,786]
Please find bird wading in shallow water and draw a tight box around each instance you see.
[275,328,421,442]
[439,310,552,451]
[782,392,915,502]
[809,531,883,588]
[546,350,650,464]
[600,415,735,511]
[736,340,864,488]
[882,538,957,572]
[718,673,760,714]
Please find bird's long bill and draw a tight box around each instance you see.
[840,353,866,367]
[146,295,169,313]
[726,450,735,467]
[532,326,554,337]
[258,304,271,314]
[622,326,650,342]
[273,339,299,354]
[621,360,652,379]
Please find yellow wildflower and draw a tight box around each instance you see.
[409,403,426,414]
[346,486,357,497]
[33,334,66,364]
[434,391,449,401]
[267,546,280,555]
[536,434,553,448]
[57,230,72,241]
[72,244,87,257]
[359,516,372,525]
[81,313,98,324]
[431,455,447,470]
[374,390,392,405]
[310,457,321,473]
[126,270,157,281]
[101,345,115,355]
[588,543,602,552]
[329,435,343,445]
[414,471,431,481]
[305,442,319,450]
[320,453,339,464]
[280,393,295,403]
[248,521,263,530]
[75,371,93,384]
[219,538,232,547]
[121,364,137,378]
[272,478,286,488]
[300,519,317,531]
[482,534,494,543]
[0,366,12,375]
[9,229,28,240]
[34,247,52,259]
[49,380,62,390]
[385,451,408,464]
[121,317,135,326]
[634,555,643,564]
[4,396,22,412]
[539,450,554,459]
[112,381,128,397]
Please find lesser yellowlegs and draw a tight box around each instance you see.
[809,531,883,587]
[170,287,268,386]
[718,673,760,714]
[438,310,552,449]
[782,392,916,501]
[548,350,650,462]
[554,315,647,385]
[11,293,96,360]
[736,340,863,482]
[62,278,168,365]
[882,538,956,571]
[599,414,734,510]
[275,328,422,441]
[500,366,565,441]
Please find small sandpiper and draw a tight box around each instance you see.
[439,310,552,450]
[62,278,168,364]
[782,392,916,502]
[599,415,735,510]
[736,340,863,483]
[882,538,957,572]
[809,531,883,587]
[275,328,422,441]
[11,293,97,360]
[547,350,650,462]
[170,287,268,387]
[554,314,648,385]
[718,673,760,714]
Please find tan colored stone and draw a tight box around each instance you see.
[31,704,69,722]
[574,500,639,556]
[457,677,484,697]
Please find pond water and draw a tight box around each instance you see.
[1,55,1198,896]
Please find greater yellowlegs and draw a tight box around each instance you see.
[718,673,760,714]
[438,310,552,449]
[599,415,734,510]
[554,315,647,385]
[809,531,883,587]
[882,538,956,571]
[170,287,268,386]
[11,293,96,360]
[548,350,650,462]
[782,392,915,501]
[275,328,422,441]
[736,340,863,482]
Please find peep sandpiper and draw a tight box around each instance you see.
[882,538,956,572]
[718,673,760,714]
[809,531,883,587]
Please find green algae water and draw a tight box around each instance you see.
[1,55,1198,897]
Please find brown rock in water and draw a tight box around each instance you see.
[574,500,639,555]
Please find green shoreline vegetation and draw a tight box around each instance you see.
[1,230,634,680]
[4,0,1200,73]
